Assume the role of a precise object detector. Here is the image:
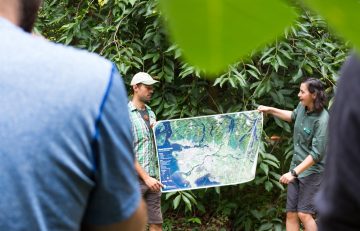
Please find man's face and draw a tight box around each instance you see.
[19,0,42,32]
[134,84,154,103]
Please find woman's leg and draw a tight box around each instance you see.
[298,212,317,231]
[286,212,300,231]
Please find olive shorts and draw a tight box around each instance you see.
[286,173,323,214]
[139,179,163,224]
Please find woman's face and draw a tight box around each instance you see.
[298,83,315,109]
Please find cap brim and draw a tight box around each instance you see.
[141,80,159,85]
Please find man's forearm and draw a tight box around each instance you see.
[135,161,150,181]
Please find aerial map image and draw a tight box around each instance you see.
[154,111,263,192]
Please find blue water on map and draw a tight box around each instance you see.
[155,121,191,191]
[227,115,235,133]
[195,174,220,187]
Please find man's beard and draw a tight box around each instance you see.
[19,0,42,32]
[140,96,151,104]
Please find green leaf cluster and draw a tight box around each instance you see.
[159,0,359,74]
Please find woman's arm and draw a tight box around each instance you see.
[280,155,315,184]
[293,155,315,176]
[258,105,292,122]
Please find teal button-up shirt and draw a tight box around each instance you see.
[290,103,329,178]
[128,101,158,178]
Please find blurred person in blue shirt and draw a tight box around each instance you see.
[0,0,146,230]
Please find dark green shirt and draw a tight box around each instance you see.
[290,103,329,178]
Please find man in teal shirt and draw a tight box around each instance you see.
[128,72,164,231]
[258,78,329,231]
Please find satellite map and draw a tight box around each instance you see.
[154,111,263,192]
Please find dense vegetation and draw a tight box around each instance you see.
[37,0,349,230]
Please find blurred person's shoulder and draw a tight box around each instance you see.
[1,20,114,84]
[1,21,118,101]
[28,33,114,82]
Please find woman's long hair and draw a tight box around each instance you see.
[302,78,327,112]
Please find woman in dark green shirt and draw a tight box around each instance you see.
[258,78,329,231]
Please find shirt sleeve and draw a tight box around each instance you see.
[291,103,300,122]
[82,65,140,225]
[309,118,328,163]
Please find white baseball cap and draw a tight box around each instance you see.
[130,72,159,86]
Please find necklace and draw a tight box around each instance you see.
[138,108,149,121]
[143,114,149,121]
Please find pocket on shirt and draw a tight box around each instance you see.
[301,127,313,146]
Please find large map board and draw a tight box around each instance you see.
[153,111,263,192]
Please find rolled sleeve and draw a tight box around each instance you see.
[291,103,300,122]
[309,121,328,163]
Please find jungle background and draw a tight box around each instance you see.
[36,0,349,230]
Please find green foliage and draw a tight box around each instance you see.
[163,191,201,214]
[37,0,167,80]
[302,0,360,53]
[37,1,348,229]
[159,0,358,74]
[159,0,297,74]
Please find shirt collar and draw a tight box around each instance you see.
[128,101,150,112]
[305,106,312,114]
[305,106,321,116]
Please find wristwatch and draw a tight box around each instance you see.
[290,169,298,177]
